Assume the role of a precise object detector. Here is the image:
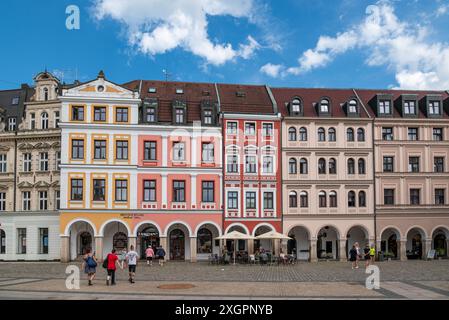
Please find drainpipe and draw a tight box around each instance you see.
[13,132,17,212]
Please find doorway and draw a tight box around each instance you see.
[170,229,185,260]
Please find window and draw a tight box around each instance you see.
[173,142,185,161]
[245,122,256,135]
[245,155,257,173]
[320,99,329,113]
[202,143,214,162]
[39,228,49,254]
[176,88,184,94]
[408,128,419,141]
[291,99,302,114]
[197,228,213,254]
[410,189,420,205]
[39,191,48,210]
[0,193,5,211]
[383,156,394,172]
[0,154,6,173]
[17,228,26,254]
[143,180,156,202]
[71,106,84,121]
[359,191,366,207]
[288,127,296,141]
[318,158,326,174]
[433,128,443,141]
[8,117,16,131]
[289,191,297,208]
[319,191,327,207]
[23,153,32,172]
[435,189,445,205]
[11,96,19,105]
[246,192,256,209]
[358,158,366,174]
[289,158,297,174]
[379,100,391,114]
[382,127,393,141]
[148,87,157,93]
[116,107,128,122]
[348,191,356,207]
[71,139,84,159]
[203,110,213,125]
[300,158,308,174]
[408,157,420,173]
[93,179,105,201]
[329,158,337,174]
[317,128,326,142]
[22,191,31,211]
[41,112,48,129]
[227,122,237,134]
[299,127,307,141]
[262,156,273,173]
[43,88,49,101]
[202,181,214,203]
[71,179,83,201]
[146,107,156,122]
[262,123,273,137]
[300,191,308,208]
[115,180,128,202]
[30,113,35,129]
[54,111,60,128]
[348,99,358,113]
[263,192,274,209]
[94,140,107,160]
[173,180,185,202]
[144,141,157,161]
[347,128,354,142]
[94,107,107,122]
[347,158,355,175]
[329,191,337,208]
[434,157,444,173]
[404,101,416,115]
[39,152,48,171]
[175,108,185,124]
[328,128,336,142]
[429,101,441,115]
[384,189,395,205]
[116,140,128,160]
[227,155,238,173]
[227,191,238,209]
[1,229,5,254]
[357,128,365,142]
[55,190,60,209]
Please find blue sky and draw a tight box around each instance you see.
[0,0,448,90]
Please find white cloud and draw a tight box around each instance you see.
[260,63,285,78]
[92,0,260,66]
[263,1,449,89]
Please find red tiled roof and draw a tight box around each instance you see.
[216,84,274,114]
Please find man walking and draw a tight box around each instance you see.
[126,245,139,283]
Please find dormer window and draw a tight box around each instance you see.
[143,98,158,123]
[172,100,187,124]
[43,88,49,101]
[348,99,358,113]
[175,108,185,123]
[404,101,416,115]
[290,98,303,116]
[429,101,441,115]
[201,100,216,126]
[378,100,391,115]
[203,110,212,125]
[11,97,19,105]
[320,99,329,113]
[236,91,246,97]
[176,88,184,94]
[148,87,157,93]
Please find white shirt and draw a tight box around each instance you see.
[126,251,139,265]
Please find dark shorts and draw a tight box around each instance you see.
[159,256,164,260]
[146,257,153,261]
[128,265,136,273]
[349,257,357,262]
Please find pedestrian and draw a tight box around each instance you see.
[118,248,127,269]
[126,245,139,283]
[156,246,166,266]
[104,249,122,286]
[82,248,97,286]
[349,245,358,269]
[145,245,154,266]
[364,243,371,268]
[354,242,361,269]
[369,244,376,265]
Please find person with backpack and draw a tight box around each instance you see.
[82,248,97,286]
[125,245,139,283]
[349,245,358,270]
[103,249,122,286]
[145,245,154,266]
[156,246,166,266]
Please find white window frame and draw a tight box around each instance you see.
[173,142,185,161]
[226,121,238,135]
[22,191,31,211]
[39,152,49,171]
[0,154,7,173]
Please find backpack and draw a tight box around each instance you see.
[102,255,109,269]
[87,255,97,268]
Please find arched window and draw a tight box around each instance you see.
[299,127,308,141]
[328,127,336,142]
[329,191,337,207]
[319,191,327,207]
[113,232,128,251]
[357,128,365,141]
[329,158,337,174]
[318,158,326,174]
[41,112,49,129]
[289,191,297,208]
[300,158,308,174]
[197,228,213,254]
[291,98,302,114]
[288,127,296,141]
[318,127,326,142]
[300,191,308,208]
[358,191,366,207]
[43,88,49,101]
[348,191,356,207]
[347,128,354,141]
[358,158,366,174]
[289,158,297,174]
[348,99,358,113]
[320,99,330,113]
[0,229,5,254]
[347,158,355,175]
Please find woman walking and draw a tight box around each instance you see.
[349,245,358,269]
[354,242,361,269]
[104,249,122,286]
[145,245,154,266]
[156,246,166,266]
[364,243,371,268]
[82,248,97,286]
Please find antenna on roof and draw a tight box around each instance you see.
[162,69,172,82]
